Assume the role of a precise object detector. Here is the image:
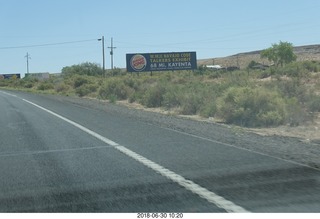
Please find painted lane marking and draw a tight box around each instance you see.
[0,90,17,97]
[22,98,250,213]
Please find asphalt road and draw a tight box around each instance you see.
[0,90,319,213]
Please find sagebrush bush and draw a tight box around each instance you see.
[307,95,320,112]
[302,61,320,72]
[75,84,98,97]
[285,97,306,126]
[162,86,181,109]
[179,92,203,115]
[24,82,34,88]
[199,100,217,118]
[99,79,132,100]
[73,76,91,88]
[266,78,307,102]
[37,83,54,91]
[55,83,69,93]
[216,87,287,127]
[123,77,141,91]
[0,80,8,87]
[140,83,166,108]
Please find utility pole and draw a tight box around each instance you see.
[236,55,240,69]
[98,36,105,76]
[25,52,31,74]
[108,37,116,70]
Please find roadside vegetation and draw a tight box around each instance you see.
[1,43,320,128]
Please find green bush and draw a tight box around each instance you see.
[0,80,8,87]
[24,82,34,88]
[285,97,306,126]
[302,61,320,72]
[141,83,166,108]
[162,86,181,109]
[73,76,90,88]
[75,84,98,97]
[37,83,54,91]
[108,94,117,103]
[99,79,131,100]
[216,87,287,127]
[123,77,141,91]
[62,62,103,76]
[179,93,203,115]
[307,95,320,112]
[265,78,307,103]
[199,100,217,118]
[55,83,70,93]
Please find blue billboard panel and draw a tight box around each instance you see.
[1,74,21,79]
[126,52,197,72]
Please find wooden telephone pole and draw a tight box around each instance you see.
[25,52,31,74]
[108,37,116,70]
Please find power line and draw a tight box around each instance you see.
[0,39,98,50]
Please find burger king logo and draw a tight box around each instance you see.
[130,54,147,71]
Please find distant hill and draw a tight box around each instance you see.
[198,44,320,69]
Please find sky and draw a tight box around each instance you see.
[1,0,320,75]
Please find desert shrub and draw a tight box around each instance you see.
[128,92,141,103]
[307,95,320,112]
[62,62,103,76]
[108,94,117,103]
[199,100,217,118]
[179,92,203,115]
[123,77,141,91]
[109,67,125,76]
[224,71,252,87]
[55,83,70,93]
[285,97,309,126]
[207,70,222,79]
[75,84,98,97]
[0,80,8,87]
[23,82,34,88]
[302,61,320,72]
[162,86,182,109]
[37,82,54,91]
[99,79,131,100]
[275,61,318,78]
[216,87,287,127]
[73,76,90,88]
[269,78,307,103]
[141,83,166,108]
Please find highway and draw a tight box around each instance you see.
[0,90,319,212]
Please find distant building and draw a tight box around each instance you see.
[250,63,270,70]
[25,73,50,81]
[205,65,223,70]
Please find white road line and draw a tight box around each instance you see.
[21,98,250,213]
[0,90,17,97]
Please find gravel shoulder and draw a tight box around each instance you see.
[38,94,320,171]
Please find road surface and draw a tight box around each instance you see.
[0,90,319,212]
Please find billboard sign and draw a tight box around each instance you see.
[1,74,21,79]
[126,52,197,72]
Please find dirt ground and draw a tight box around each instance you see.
[247,113,320,144]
